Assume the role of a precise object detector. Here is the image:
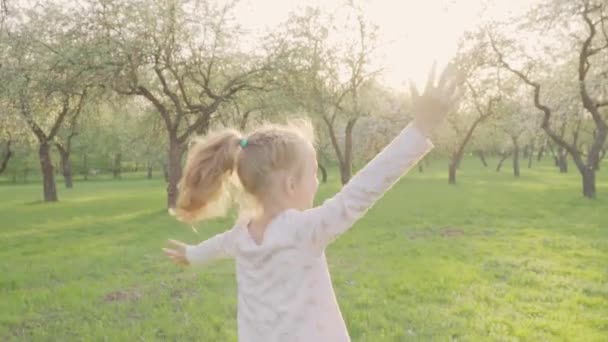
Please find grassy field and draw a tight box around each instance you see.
[1,158,607,341]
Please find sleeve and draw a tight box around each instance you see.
[185,228,238,265]
[296,122,434,254]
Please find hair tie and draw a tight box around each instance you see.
[239,138,248,148]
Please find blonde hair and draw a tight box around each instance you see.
[172,119,315,224]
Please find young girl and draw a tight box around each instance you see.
[163,65,462,341]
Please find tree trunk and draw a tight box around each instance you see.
[480,151,488,167]
[447,114,488,185]
[543,124,603,199]
[536,143,545,162]
[523,145,530,159]
[57,146,73,189]
[38,142,58,202]
[167,139,184,208]
[448,162,457,184]
[318,163,328,183]
[195,113,211,135]
[496,152,511,172]
[113,153,122,179]
[162,162,169,183]
[512,137,520,178]
[543,126,602,199]
[0,140,12,174]
[339,162,352,185]
[340,119,357,185]
[448,153,463,185]
[527,143,534,168]
[0,153,10,174]
[475,150,488,167]
[558,148,568,173]
[594,148,605,171]
[82,152,89,181]
[324,118,346,185]
[548,143,559,167]
[418,164,424,173]
[82,153,89,181]
[513,147,520,177]
[582,167,595,199]
[147,163,153,179]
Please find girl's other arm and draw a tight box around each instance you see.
[163,228,236,266]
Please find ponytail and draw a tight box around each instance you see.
[171,118,316,225]
[172,129,242,224]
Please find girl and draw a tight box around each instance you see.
[163,64,462,341]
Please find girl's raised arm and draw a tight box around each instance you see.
[295,63,463,254]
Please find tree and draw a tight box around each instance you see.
[127,103,168,180]
[492,98,539,177]
[490,0,608,198]
[1,3,94,201]
[447,82,500,184]
[54,89,100,188]
[438,31,501,185]
[278,5,381,185]
[90,0,272,207]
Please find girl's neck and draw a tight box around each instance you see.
[252,204,287,227]
[246,200,291,244]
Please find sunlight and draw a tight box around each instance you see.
[234,0,539,90]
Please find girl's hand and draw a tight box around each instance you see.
[410,62,464,137]
[162,239,190,266]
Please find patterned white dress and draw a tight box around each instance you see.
[186,123,434,341]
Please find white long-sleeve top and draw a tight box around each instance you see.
[185,123,434,342]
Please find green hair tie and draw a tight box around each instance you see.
[239,138,248,148]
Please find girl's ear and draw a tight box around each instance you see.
[285,174,297,196]
[275,171,295,197]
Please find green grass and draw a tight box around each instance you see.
[1,158,607,341]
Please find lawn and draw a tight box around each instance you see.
[1,158,607,341]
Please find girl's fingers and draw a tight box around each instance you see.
[162,248,183,258]
[166,253,188,265]
[173,256,188,266]
[438,63,455,90]
[409,80,420,99]
[168,239,187,251]
[452,69,466,92]
[448,86,465,109]
[454,85,466,100]
[440,64,465,96]
[170,256,184,265]
[168,239,183,246]
[444,76,460,98]
[424,61,438,93]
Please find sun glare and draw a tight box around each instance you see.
[233,0,539,91]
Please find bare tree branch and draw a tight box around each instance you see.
[488,32,582,160]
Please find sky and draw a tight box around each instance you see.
[13,0,540,90]
[233,0,540,90]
